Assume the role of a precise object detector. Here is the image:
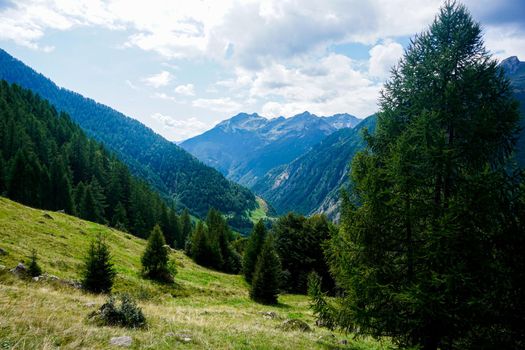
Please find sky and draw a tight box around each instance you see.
[0,0,524,141]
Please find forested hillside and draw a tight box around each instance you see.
[252,116,376,217]
[0,81,183,242]
[0,49,257,232]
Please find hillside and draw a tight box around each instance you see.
[181,112,360,187]
[0,197,387,349]
[0,48,257,232]
[252,116,376,217]
[0,81,185,243]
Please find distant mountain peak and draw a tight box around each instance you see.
[500,56,522,74]
[217,112,267,132]
[292,111,317,118]
[323,113,361,129]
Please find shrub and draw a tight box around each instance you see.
[27,249,42,277]
[90,294,146,328]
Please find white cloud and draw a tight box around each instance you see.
[368,40,404,79]
[231,54,382,118]
[0,0,441,61]
[192,97,242,113]
[1,0,522,129]
[1,0,519,65]
[151,92,181,102]
[174,83,195,96]
[0,1,118,50]
[142,71,172,88]
[483,24,525,61]
[151,112,210,141]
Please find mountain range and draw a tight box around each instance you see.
[1,47,523,225]
[0,48,258,232]
[184,56,525,219]
[252,115,376,218]
[180,112,360,187]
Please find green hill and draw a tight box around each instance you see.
[0,197,387,349]
[0,48,257,233]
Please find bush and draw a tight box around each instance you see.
[27,249,42,277]
[82,235,116,293]
[90,294,146,328]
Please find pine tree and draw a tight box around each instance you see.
[49,156,75,214]
[169,210,182,249]
[141,224,171,282]
[0,151,5,194]
[180,208,192,249]
[243,220,267,283]
[111,201,128,231]
[27,249,42,277]
[205,208,226,270]
[82,235,116,293]
[250,235,282,305]
[8,149,42,206]
[188,221,209,266]
[324,2,524,349]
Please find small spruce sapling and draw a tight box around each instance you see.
[27,249,42,277]
[82,235,116,293]
[141,224,172,282]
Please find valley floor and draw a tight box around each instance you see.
[0,198,389,350]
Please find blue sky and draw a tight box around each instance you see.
[0,0,524,141]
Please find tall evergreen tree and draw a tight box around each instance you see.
[206,208,226,269]
[8,149,42,207]
[273,213,335,293]
[187,221,208,265]
[80,183,105,224]
[243,220,267,283]
[111,201,128,231]
[205,208,241,273]
[169,210,182,249]
[141,225,172,282]
[0,151,5,194]
[180,208,192,249]
[322,2,525,349]
[250,235,282,305]
[82,235,116,293]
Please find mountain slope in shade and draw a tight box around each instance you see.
[181,111,361,187]
[253,56,525,218]
[252,115,377,218]
[500,56,525,167]
[0,48,257,232]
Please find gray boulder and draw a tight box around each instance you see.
[10,263,27,276]
[110,336,132,347]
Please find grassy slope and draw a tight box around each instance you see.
[0,197,388,349]
[248,197,271,223]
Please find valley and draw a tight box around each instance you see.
[0,1,524,349]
